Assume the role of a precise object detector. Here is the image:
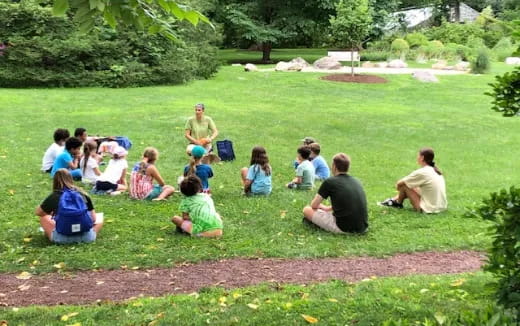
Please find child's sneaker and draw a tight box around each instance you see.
[378,198,403,208]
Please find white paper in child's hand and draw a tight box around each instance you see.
[95,212,104,224]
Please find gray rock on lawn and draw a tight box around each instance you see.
[244,63,258,72]
[505,57,520,65]
[412,71,439,83]
[362,61,375,68]
[275,57,310,71]
[376,62,388,68]
[455,61,470,71]
[313,56,342,70]
[387,59,408,68]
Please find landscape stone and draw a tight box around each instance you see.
[388,59,408,68]
[505,57,520,65]
[275,57,310,71]
[313,56,342,70]
[362,61,375,68]
[412,71,439,83]
[244,63,258,72]
[454,61,470,71]
[375,62,388,68]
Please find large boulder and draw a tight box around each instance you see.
[387,59,408,68]
[362,61,376,68]
[375,62,388,68]
[244,63,258,72]
[455,61,470,71]
[505,57,520,65]
[275,57,310,71]
[313,56,342,70]
[412,71,438,83]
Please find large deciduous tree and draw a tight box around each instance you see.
[329,0,372,75]
[214,0,336,62]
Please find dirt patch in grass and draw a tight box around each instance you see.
[0,251,483,307]
[321,74,388,83]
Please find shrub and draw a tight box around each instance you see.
[493,37,516,62]
[424,20,484,45]
[465,187,520,318]
[486,67,520,116]
[466,36,486,49]
[444,43,473,61]
[418,40,444,59]
[405,32,428,48]
[360,50,390,61]
[390,38,409,60]
[0,2,219,88]
[470,48,490,74]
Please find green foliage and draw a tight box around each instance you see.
[492,37,516,61]
[444,43,472,61]
[391,38,409,59]
[329,0,372,50]
[0,2,219,87]
[466,36,486,49]
[418,40,444,60]
[467,187,520,316]
[405,32,429,48]
[486,67,520,116]
[424,21,485,46]
[470,48,491,74]
[49,0,213,41]
[360,50,390,61]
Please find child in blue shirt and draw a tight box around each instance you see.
[240,146,272,195]
[309,143,330,180]
[51,137,83,180]
[184,145,213,193]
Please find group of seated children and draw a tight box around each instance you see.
[38,127,447,244]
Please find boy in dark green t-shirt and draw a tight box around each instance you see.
[302,153,368,234]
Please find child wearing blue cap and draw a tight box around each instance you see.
[183,145,214,193]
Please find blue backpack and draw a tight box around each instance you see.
[55,189,93,235]
[216,140,235,161]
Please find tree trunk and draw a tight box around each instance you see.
[351,57,354,76]
[453,0,461,22]
[261,42,272,63]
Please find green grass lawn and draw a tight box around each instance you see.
[1,272,508,325]
[0,63,518,276]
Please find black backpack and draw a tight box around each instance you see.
[216,140,235,161]
[55,189,93,235]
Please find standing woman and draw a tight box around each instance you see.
[184,103,219,155]
[379,147,447,213]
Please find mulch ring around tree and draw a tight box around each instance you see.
[0,251,484,307]
[321,74,388,84]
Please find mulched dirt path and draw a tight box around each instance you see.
[320,74,388,83]
[0,251,483,307]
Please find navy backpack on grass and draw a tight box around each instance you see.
[55,189,93,235]
[216,140,235,161]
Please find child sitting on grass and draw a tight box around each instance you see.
[95,146,128,195]
[240,146,272,196]
[183,145,213,193]
[41,128,69,173]
[287,146,315,190]
[171,176,223,238]
[80,141,102,184]
[130,147,175,201]
[308,143,330,181]
[50,137,83,180]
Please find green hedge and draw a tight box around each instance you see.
[0,2,219,88]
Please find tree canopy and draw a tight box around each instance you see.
[50,0,213,41]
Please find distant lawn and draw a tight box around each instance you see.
[1,272,506,325]
[0,63,519,274]
[218,48,328,64]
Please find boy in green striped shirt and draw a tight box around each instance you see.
[171,176,223,237]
